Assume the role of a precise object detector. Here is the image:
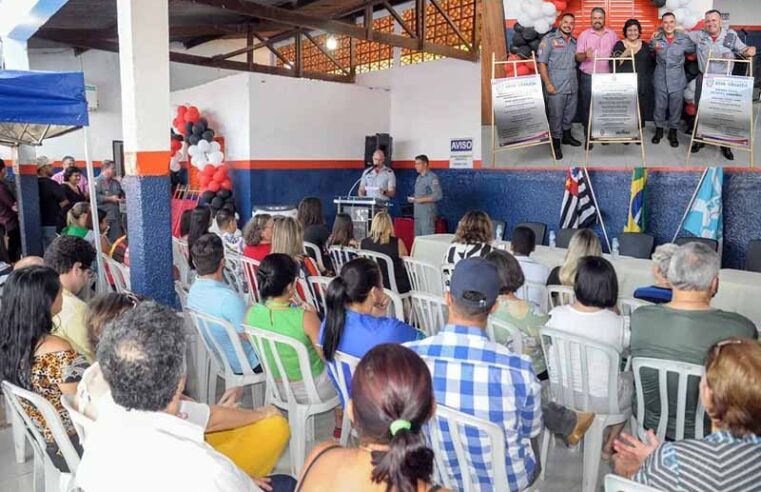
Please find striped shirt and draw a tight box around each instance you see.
[633,431,761,492]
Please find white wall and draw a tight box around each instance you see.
[715,0,761,26]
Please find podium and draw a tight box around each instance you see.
[333,196,390,241]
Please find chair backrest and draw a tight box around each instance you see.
[618,233,655,259]
[604,474,665,492]
[515,222,547,246]
[223,251,247,297]
[356,249,400,294]
[187,309,259,379]
[1,380,81,473]
[486,316,523,354]
[547,285,575,310]
[246,324,329,407]
[403,257,442,296]
[618,297,653,317]
[303,241,326,273]
[539,327,622,414]
[172,237,192,288]
[325,350,361,408]
[174,281,189,309]
[440,262,455,292]
[102,253,131,294]
[746,239,761,273]
[239,255,261,304]
[307,276,333,318]
[410,292,448,336]
[328,246,359,275]
[557,228,582,248]
[631,357,706,441]
[427,404,509,492]
[492,220,506,241]
[384,288,405,322]
[60,393,94,445]
[674,236,718,252]
[517,281,549,313]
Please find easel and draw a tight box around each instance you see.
[585,54,646,167]
[491,52,557,166]
[687,51,755,167]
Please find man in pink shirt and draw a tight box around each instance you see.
[575,7,619,146]
[51,155,89,197]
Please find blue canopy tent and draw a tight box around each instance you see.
[0,69,105,283]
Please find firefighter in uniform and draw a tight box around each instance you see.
[408,154,442,237]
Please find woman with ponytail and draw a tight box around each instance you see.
[296,344,449,492]
[320,258,419,366]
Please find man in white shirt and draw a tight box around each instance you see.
[77,302,268,492]
[511,226,550,307]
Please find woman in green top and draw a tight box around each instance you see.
[485,250,550,380]
[61,202,96,245]
[246,253,336,404]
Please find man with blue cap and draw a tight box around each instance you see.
[405,258,593,491]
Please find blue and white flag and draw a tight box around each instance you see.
[683,168,723,241]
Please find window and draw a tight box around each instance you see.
[400,0,476,66]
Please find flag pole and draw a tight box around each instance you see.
[582,166,612,253]
[671,167,709,242]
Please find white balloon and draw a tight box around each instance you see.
[658,7,669,17]
[534,19,551,34]
[517,14,533,28]
[674,8,686,23]
[197,139,211,153]
[541,2,556,17]
[665,0,680,11]
[169,154,181,173]
[191,154,208,168]
[680,0,692,6]
[208,151,224,165]
[526,3,542,20]
[187,145,199,157]
[210,141,221,153]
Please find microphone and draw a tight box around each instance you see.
[347,176,363,197]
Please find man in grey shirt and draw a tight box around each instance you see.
[630,242,757,439]
[408,154,442,237]
[95,160,124,242]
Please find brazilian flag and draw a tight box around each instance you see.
[624,168,647,233]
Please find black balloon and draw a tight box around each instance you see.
[686,60,700,76]
[185,122,194,135]
[200,190,216,203]
[192,123,204,135]
[513,22,524,34]
[199,117,208,129]
[522,27,538,42]
[529,38,541,52]
[512,31,526,46]
[224,196,235,205]
[217,189,232,199]
[211,197,224,210]
[222,203,235,212]
[652,0,666,7]
[188,134,200,145]
[515,45,532,58]
[509,44,521,54]
[202,130,215,142]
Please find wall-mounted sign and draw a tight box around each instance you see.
[450,138,473,169]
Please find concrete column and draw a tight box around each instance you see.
[13,145,42,255]
[117,0,174,305]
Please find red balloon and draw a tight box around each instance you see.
[185,106,200,123]
[685,53,697,61]
[553,0,567,11]
[216,166,228,176]
[207,180,221,192]
[213,169,226,182]
[177,105,188,116]
[516,64,531,76]
[202,164,216,176]
[691,20,705,31]
[200,175,211,187]
[221,179,233,191]
[685,103,697,116]
[170,139,182,152]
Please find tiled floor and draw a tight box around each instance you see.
[1,397,612,492]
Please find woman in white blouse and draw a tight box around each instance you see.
[547,255,632,457]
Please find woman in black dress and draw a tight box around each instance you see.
[61,166,85,216]
[610,19,655,126]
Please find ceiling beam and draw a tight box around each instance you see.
[35,32,354,84]
[186,0,477,62]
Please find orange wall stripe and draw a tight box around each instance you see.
[124,150,171,176]
[18,164,38,175]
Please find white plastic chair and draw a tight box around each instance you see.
[518,281,549,313]
[440,262,455,292]
[246,326,340,475]
[328,246,359,274]
[547,285,575,310]
[384,288,405,322]
[357,249,410,301]
[6,389,27,464]
[306,276,332,316]
[618,297,653,317]
[240,255,261,304]
[486,316,524,355]
[59,393,94,445]
[175,282,206,402]
[102,254,130,294]
[2,381,79,492]
[325,351,361,446]
[604,474,665,492]
[631,357,706,442]
[403,257,442,296]
[539,328,631,492]
[427,404,509,492]
[303,241,326,273]
[410,291,447,336]
[172,237,192,289]
[187,310,266,406]
[223,251,247,298]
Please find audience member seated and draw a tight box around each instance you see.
[296,344,450,492]
[547,256,632,456]
[215,209,243,254]
[444,210,494,265]
[298,197,331,256]
[271,216,320,301]
[188,206,212,270]
[75,292,291,480]
[188,234,261,396]
[633,243,678,304]
[405,258,593,491]
[61,166,85,216]
[631,242,757,440]
[242,213,273,262]
[546,228,602,286]
[13,255,45,270]
[0,266,88,471]
[613,338,761,491]
[44,235,97,361]
[510,226,550,307]
[247,253,335,404]
[320,258,419,396]
[359,211,411,294]
[326,213,359,250]
[61,203,107,250]
[485,250,549,379]
[77,302,296,492]
[178,209,193,240]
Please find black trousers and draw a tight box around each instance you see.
[578,72,593,139]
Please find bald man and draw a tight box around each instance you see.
[358,149,395,201]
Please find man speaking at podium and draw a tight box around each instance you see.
[358,149,396,201]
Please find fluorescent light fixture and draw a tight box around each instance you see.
[325,36,337,51]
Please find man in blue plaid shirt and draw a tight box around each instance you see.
[407,257,594,491]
